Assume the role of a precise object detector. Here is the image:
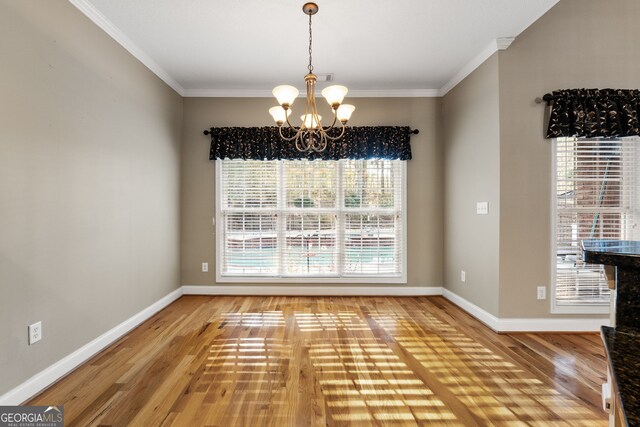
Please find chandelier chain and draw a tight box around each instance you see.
[308,12,313,73]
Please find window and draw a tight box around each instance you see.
[216,159,406,282]
[552,137,640,313]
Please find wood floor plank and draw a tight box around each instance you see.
[28,296,608,426]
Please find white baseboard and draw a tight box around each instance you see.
[180,286,608,331]
[442,288,501,330]
[442,288,609,332]
[495,317,609,332]
[0,287,183,405]
[182,285,443,296]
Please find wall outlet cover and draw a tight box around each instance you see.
[537,286,546,300]
[202,262,209,272]
[461,270,466,282]
[476,202,489,215]
[28,321,42,345]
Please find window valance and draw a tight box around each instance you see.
[205,126,413,160]
[544,89,640,139]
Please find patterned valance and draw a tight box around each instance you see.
[544,89,640,139]
[206,126,412,160]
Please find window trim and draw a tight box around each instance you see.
[214,159,408,284]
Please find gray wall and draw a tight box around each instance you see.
[442,55,501,316]
[0,1,183,395]
[442,0,639,319]
[498,0,640,318]
[181,97,443,288]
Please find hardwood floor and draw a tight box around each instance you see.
[29,296,608,426]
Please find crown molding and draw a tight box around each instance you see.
[67,0,517,100]
[183,89,274,98]
[438,37,515,97]
[496,36,516,50]
[67,0,185,96]
[348,89,441,98]
[183,88,441,98]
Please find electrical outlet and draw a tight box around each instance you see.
[461,270,466,282]
[28,321,42,345]
[537,286,546,300]
[476,202,489,215]
[202,262,209,273]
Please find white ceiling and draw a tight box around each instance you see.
[73,0,559,96]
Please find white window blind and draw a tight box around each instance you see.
[220,160,279,275]
[553,137,640,311]
[342,159,403,276]
[217,159,405,281]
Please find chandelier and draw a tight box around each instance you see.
[268,2,355,153]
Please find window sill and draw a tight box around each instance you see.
[215,274,407,284]
[551,304,610,315]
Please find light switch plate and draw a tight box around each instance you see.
[476,202,489,215]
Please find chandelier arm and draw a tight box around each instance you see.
[307,78,316,128]
[284,112,298,131]
[310,95,324,132]
[296,129,309,152]
[311,91,322,130]
[312,111,322,131]
[323,122,346,141]
[278,124,299,142]
[312,129,328,153]
[309,129,317,151]
[321,112,338,132]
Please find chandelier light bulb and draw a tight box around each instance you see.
[300,114,322,129]
[272,85,299,107]
[269,106,291,125]
[336,104,355,123]
[321,85,348,107]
